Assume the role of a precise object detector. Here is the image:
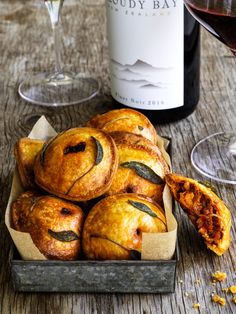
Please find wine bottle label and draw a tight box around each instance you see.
[106,0,184,110]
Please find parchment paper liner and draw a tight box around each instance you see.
[5,116,177,261]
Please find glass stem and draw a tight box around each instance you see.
[52,23,62,74]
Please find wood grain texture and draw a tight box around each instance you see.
[0,0,236,313]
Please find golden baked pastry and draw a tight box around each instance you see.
[14,138,45,189]
[34,127,118,201]
[212,271,227,282]
[11,191,84,260]
[165,173,231,256]
[82,193,167,260]
[106,131,169,205]
[86,108,158,144]
[11,190,41,232]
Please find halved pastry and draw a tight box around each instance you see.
[82,193,167,260]
[86,108,158,144]
[34,127,118,201]
[165,173,231,256]
[106,132,169,205]
[11,192,84,260]
[14,138,45,189]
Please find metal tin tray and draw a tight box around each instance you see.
[11,248,177,293]
[10,137,177,293]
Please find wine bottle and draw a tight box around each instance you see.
[106,1,200,124]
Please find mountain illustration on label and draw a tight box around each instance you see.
[111,59,174,89]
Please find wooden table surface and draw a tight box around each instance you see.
[0,1,236,313]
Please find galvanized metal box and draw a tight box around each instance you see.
[10,137,177,293]
[11,248,177,293]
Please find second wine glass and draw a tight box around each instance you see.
[19,0,99,107]
[185,0,236,184]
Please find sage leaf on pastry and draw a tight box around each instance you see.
[130,250,141,260]
[128,199,158,218]
[92,136,104,165]
[121,161,164,184]
[48,229,79,242]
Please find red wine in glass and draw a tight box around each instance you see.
[185,1,236,54]
[184,0,236,184]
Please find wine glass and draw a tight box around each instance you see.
[185,0,236,184]
[18,0,99,107]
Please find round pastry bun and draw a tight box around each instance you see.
[11,191,84,260]
[82,194,167,260]
[34,127,118,201]
[14,138,45,190]
[106,131,169,205]
[86,108,158,144]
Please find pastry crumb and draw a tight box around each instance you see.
[179,280,184,284]
[211,294,226,306]
[229,286,236,294]
[222,287,229,293]
[212,271,227,282]
[195,279,201,285]
[233,297,236,304]
[193,303,200,309]
[184,292,189,297]
[221,285,236,294]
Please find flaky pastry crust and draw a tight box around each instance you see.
[14,138,45,189]
[34,127,118,201]
[86,108,158,144]
[11,192,84,260]
[165,173,231,256]
[11,190,41,232]
[82,193,167,260]
[106,132,169,205]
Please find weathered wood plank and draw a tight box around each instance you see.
[0,0,236,313]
